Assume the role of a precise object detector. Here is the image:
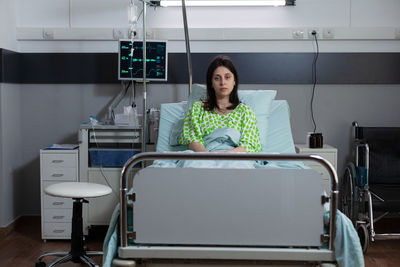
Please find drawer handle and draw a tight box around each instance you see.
[52,216,65,220]
[53,229,65,233]
[51,173,64,177]
[52,160,64,163]
[52,202,64,206]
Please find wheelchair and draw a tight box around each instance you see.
[341,121,400,253]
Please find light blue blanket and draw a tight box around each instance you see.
[152,127,305,169]
[334,211,365,266]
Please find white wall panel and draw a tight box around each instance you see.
[17,39,400,53]
[351,0,400,27]
[16,0,70,27]
[70,0,128,27]
[0,0,17,50]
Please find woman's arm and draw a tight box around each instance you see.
[224,146,247,153]
[189,142,209,152]
[238,106,262,153]
[180,102,206,149]
[212,146,247,153]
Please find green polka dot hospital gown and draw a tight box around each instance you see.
[179,101,262,153]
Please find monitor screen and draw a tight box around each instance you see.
[118,40,168,81]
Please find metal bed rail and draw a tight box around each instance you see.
[120,152,338,251]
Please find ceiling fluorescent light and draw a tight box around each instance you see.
[160,1,288,7]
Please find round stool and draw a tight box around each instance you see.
[36,182,112,267]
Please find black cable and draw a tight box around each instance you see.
[310,31,319,133]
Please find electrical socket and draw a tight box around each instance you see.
[113,28,126,40]
[42,29,54,40]
[292,29,305,39]
[323,28,335,39]
[395,28,400,39]
[146,30,154,39]
[307,28,320,39]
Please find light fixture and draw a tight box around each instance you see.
[160,1,294,7]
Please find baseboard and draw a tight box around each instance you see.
[0,215,40,239]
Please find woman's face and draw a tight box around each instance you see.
[212,66,235,100]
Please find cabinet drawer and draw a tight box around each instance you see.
[308,153,336,168]
[307,164,329,178]
[43,209,72,223]
[43,194,73,209]
[42,153,77,169]
[42,167,77,181]
[43,222,71,238]
[307,165,333,190]
[42,181,73,209]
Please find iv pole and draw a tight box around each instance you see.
[181,0,192,95]
[142,0,147,153]
[142,0,192,152]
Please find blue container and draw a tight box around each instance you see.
[356,166,368,187]
[89,148,141,167]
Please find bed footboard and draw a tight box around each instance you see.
[119,153,338,263]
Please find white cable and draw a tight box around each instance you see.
[90,125,119,200]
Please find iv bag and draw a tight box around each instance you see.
[128,1,138,39]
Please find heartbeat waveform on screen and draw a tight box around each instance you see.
[120,57,163,63]
[127,68,165,77]
[128,45,165,53]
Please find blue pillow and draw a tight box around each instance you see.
[264,100,296,153]
[180,84,277,151]
[158,101,188,152]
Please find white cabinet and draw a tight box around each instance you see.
[295,144,337,192]
[40,149,79,240]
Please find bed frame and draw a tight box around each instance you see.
[117,152,338,266]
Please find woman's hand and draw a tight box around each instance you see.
[212,146,247,153]
[189,142,209,152]
[223,146,247,153]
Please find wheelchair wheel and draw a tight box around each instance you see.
[341,163,358,225]
[357,223,369,254]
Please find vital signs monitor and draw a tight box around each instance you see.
[118,40,168,81]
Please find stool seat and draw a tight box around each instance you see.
[45,182,112,198]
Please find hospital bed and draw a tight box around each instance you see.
[105,87,363,267]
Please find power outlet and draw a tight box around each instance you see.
[43,29,54,40]
[308,28,320,39]
[395,28,400,39]
[113,28,126,40]
[323,28,335,39]
[146,30,154,39]
[292,29,305,39]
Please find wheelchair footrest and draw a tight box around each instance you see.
[374,233,400,240]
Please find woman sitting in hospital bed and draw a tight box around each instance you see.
[180,55,262,153]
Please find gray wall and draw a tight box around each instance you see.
[17,83,400,220]
[0,0,399,226]
[0,0,18,227]
[0,84,23,226]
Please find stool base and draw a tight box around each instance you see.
[36,198,102,267]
